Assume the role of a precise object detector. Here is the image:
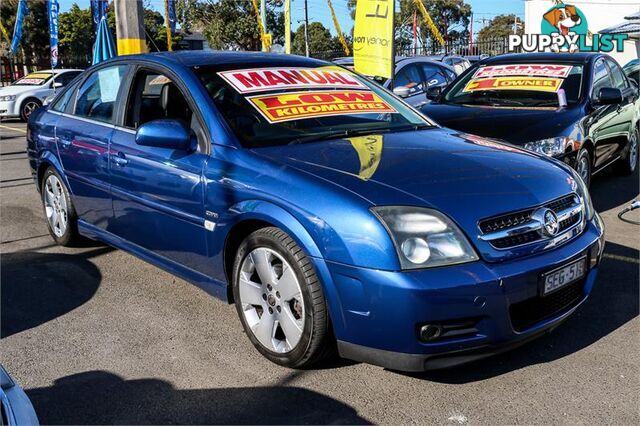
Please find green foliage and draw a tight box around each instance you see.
[477,14,523,43]
[292,22,342,56]
[58,4,94,61]
[0,0,50,61]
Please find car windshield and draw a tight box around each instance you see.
[14,72,53,86]
[443,63,584,108]
[194,64,432,147]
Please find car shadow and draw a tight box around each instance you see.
[590,166,639,212]
[402,241,639,384]
[26,370,370,425]
[1,247,112,338]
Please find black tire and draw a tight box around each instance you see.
[41,167,81,246]
[20,98,41,122]
[616,125,639,176]
[575,148,592,187]
[232,227,333,368]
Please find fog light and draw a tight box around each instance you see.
[401,237,430,264]
[419,324,442,342]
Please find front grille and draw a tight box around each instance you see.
[479,194,582,250]
[509,279,585,331]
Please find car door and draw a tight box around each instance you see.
[603,58,637,158]
[108,66,210,273]
[55,64,129,228]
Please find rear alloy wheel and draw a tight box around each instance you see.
[576,149,591,187]
[232,227,332,368]
[20,98,41,122]
[41,167,81,246]
[616,126,639,175]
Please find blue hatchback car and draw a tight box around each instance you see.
[27,52,605,371]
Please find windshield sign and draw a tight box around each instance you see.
[14,72,53,86]
[444,63,583,108]
[196,64,430,147]
[218,67,366,93]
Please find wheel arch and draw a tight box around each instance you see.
[36,151,66,192]
[19,96,42,119]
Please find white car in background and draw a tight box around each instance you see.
[0,69,82,121]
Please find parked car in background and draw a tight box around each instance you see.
[0,69,82,121]
[465,54,490,65]
[0,364,39,425]
[623,59,639,85]
[28,51,605,372]
[332,56,458,107]
[422,53,639,186]
[424,54,472,75]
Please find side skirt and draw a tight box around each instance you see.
[78,220,229,301]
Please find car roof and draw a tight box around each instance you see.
[107,50,330,69]
[32,69,83,74]
[481,52,601,65]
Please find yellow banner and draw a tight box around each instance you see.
[284,0,291,54]
[463,77,563,93]
[353,0,395,79]
[247,90,396,123]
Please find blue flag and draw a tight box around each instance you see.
[91,0,109,29]
[168,0,177,34]
[49,0,60,68]
[10,0,30,54]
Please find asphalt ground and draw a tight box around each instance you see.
[1,119,639,425]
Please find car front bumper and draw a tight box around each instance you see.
[324,214,605,371]
[0,100,18,118]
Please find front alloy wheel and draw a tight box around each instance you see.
[576,149,591,187]
[617,126,639,175]
[232,227,333,368]
[20,99,41,122]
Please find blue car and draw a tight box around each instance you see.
[27,52,605,371]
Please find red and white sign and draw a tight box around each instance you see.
[474,64,573,79]
[218,67,366,93]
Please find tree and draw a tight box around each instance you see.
[292,22,342,56]
[0,0,50,63]
[477,14,523,43]
[58,4,94,63]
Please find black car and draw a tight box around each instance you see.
[422,53,639,185]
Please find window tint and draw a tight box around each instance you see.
[421,64,448,87]
[606,59,628,90]
[54,71,81,87]
[50,80,79,113]
[592,59,612,97]
[75,65,127,123]
[394,65,424,94]
[443,68,457,81]
[125,70,193,129]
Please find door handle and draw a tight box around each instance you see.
[112,152,128,167]
[58,138,72,148]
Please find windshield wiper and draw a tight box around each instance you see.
[287,124,432,145]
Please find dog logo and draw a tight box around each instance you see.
[541,3,589,53]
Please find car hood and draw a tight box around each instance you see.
[421,103,583,144]
[0,85,40,97]
[253,128,577,237]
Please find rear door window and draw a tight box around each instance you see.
[74,65,127,123]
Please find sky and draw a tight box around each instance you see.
[56,0,525,38]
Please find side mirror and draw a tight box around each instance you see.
[135,119,194,151]
[393,86,410,98]
[593,87,622,106]
[52,82,64,88]
[426,86,442,101]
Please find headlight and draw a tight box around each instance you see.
[524,137,573,156]
[371,206,479,269]
[0,95,16,102]
[571,169,594,220]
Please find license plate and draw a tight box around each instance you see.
[541,257,586,296]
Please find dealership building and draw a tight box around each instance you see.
[524,0,640,65]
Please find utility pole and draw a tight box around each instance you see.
[260,0,267,52]
[114,0,147,55]
[164,0,173,51]
[304,0,310,57]
[469,12,473,54]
